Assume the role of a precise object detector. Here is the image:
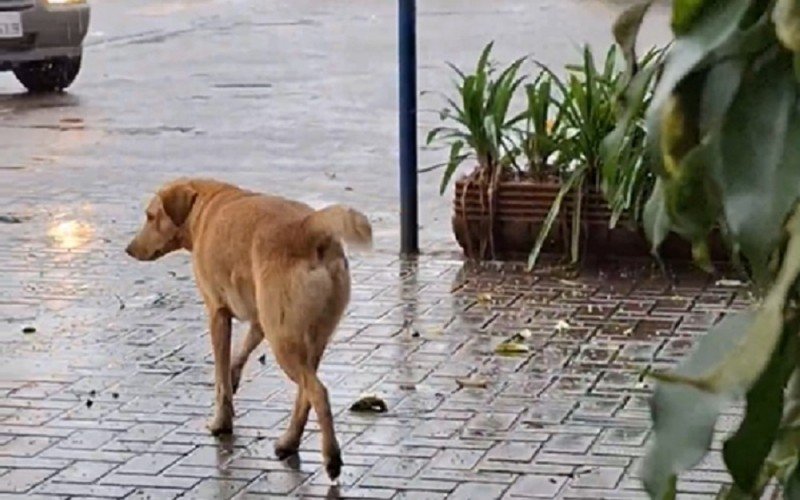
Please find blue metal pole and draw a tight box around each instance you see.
[398,0,419,256]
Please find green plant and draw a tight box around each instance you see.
[602,47,663,227]
[613,0,800,498]
[528,45,654,269]
[519,72,565,179]
[426,41,527,258]
[426,41,527,195]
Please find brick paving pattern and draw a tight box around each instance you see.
[0,222,752,498]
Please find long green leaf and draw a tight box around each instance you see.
[440,140,465,194]
[643,178,671,254]
[527,166,585,270]
[723,330,798,494]
[642,312,755,499]
[715,50,800,287]
[613,1,654,75]
[654,207,800,394]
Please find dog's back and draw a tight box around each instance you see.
[252,203,372,349]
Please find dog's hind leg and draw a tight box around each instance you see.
[231,323,264,394]
[300,364,341,480]
[270,342,312,459]
[207,307,234,436]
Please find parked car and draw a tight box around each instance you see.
[0,0,89,92]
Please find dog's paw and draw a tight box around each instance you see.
[325,451,343,481]
[206,417,233,437]
[274,440,299,460]
[231,366,243,395]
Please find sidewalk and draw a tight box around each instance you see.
[0,220,751,498]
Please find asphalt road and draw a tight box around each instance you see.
[0,0,670,252]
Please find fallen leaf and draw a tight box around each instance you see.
[350,395,388,413]
[495,341,531,356]
[518,328,533,339]
[456,377,489,389]
[555,320,571,332]
[477,293,492,305]
[399,384,416,391]
[715,279,744,287]
[0,214,24,224]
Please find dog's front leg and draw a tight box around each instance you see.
[207,307,234,436]
[231,323,264,394]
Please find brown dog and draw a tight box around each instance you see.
[125,178,372,479]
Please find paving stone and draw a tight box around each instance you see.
[0,469,55,493]
[570,466,625,489]
[449,482,508,500]
[124,488,185,500]
[51,460,116,483]
[115,453,181,475]
[0,437,58,457]
[486,442,539,463]
[506,475,566,498]
[180,478,248,499]
[244,471,311,495]
[429,448,485,470]
[370,457,429,479]
[34,482,134,498]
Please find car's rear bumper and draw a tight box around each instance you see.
[0,0,89,69]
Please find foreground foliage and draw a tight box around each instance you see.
[613,0,800,497]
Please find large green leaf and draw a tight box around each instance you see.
[723,330,798,494]
[645,208,800,498]
[663,142,718,271]
[654,207,800,394]
[651,0,752,117]
[786,463,800,500]
[774,0,800,52]
[645,0,753,175]
[643,178,671,253]
[697,58,745,137]
[672,0,711,35]
[613,1,653,75]
[642,312,754,499]
[715,51,800,286]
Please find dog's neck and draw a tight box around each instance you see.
[177,180,246,253]
[179,195,207,253]
[181,202,202,252]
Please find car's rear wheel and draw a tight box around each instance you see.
[13,55,82,93]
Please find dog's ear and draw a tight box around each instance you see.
[159,182,198,227]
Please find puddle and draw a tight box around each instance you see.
[48,220,94,250]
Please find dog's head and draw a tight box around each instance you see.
[126,181,197,261]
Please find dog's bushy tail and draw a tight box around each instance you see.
[304,205,373,250]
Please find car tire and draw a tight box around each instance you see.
[13,55,82,93]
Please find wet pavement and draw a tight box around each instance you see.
[0,1,750,499]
